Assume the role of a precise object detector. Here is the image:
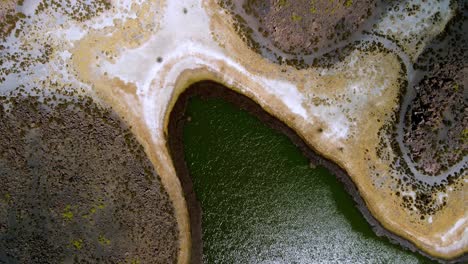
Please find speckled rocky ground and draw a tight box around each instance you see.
[240,0,375,54]
[218,0,379,67]
[405,77,466,175]
[405,5,468,176]
[0,89,178,263]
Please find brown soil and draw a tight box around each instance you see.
[0,90,178,263]
[168,81,467,264]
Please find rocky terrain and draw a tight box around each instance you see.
[0,89,178,263]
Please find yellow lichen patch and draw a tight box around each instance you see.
[277,0,288,8]
[129,258,140,264]
[62,205,74,221]
[83,201,106,219]
[71,239,83,250]
[344,0,353,8]
[291,13,302,22]
[462,128,468,143]
[98,234,111,246]
[3,193,11,202]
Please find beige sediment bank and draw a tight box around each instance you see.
[0,0,466,262]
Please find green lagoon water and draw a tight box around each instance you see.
[183,96,435,263]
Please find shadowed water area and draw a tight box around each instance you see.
[182,95,436,263]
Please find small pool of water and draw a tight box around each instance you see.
[183,96,435,263]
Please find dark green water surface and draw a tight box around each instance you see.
[183,96,435,263]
